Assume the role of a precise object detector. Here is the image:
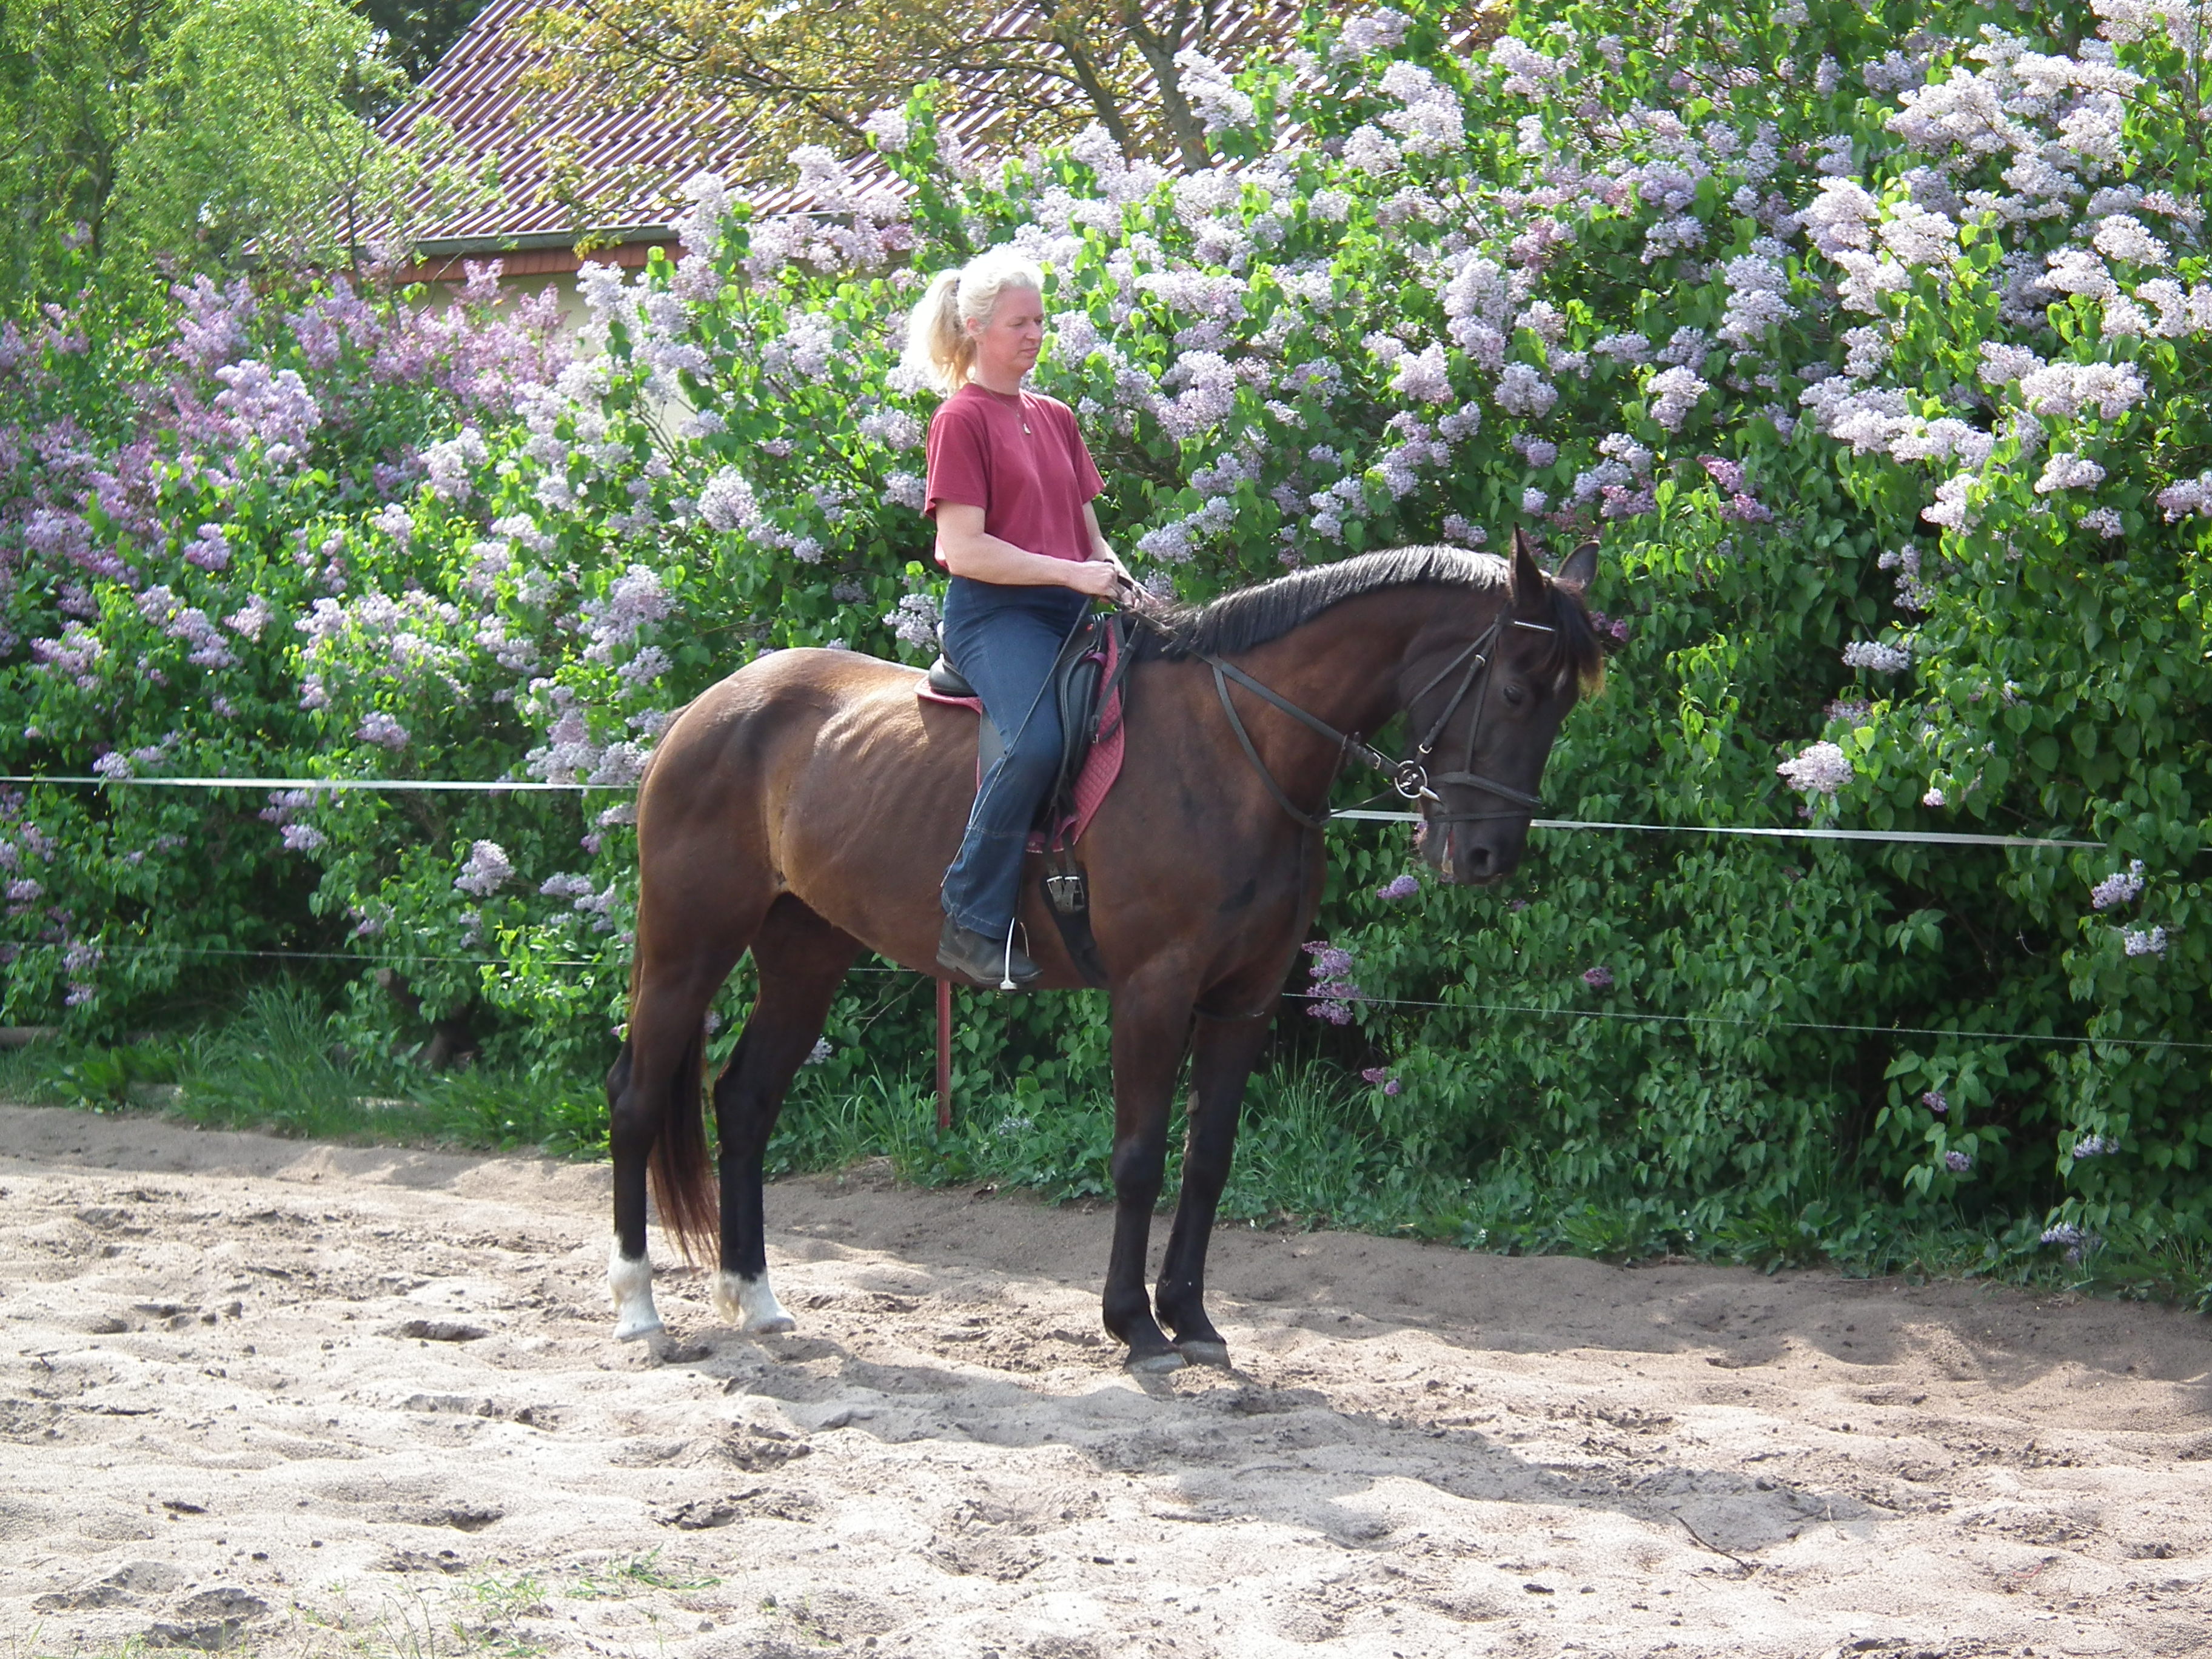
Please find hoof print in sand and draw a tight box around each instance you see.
[717,1426,813,1472]
[386,1319,489,1342]
[34,1560,185,1611]
[402,1393,500,1417]
[655,1494,748,1530]
[426,1504,503,1532]
[655,1487,819,1529]
[378,1547,467,1574]
[146,1587,267,1651]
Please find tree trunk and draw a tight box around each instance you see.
[1116,0,1211,169]
[1047,24,1137,156]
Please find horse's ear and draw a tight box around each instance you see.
[1510,526,1546,612]
[1554,540,1599,595]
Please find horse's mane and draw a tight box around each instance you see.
[1133,543,1604,691]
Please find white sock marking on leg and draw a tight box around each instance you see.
[714,1269,795,1334]
[608,1238,662,1341]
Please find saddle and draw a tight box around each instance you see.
[925,610,1132,830]
[921,609,1134,986]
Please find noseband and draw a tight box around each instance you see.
[1139,609,1549,831]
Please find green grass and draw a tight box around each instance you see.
[0,982,608,1158]
[565,1548,719,1600]
[5,982,2207,1314]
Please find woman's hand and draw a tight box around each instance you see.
[1062,558,1128,600]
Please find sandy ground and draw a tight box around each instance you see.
[2,1104,2209,1659]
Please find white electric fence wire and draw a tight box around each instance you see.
[17,777,2177,1049]
[1,776,2104,848]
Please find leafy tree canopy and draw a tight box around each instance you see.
[352,0,494,89]
[515,0,1319,186]
[0,0,412,300]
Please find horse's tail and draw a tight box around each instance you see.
[619,695,717,1264]
[646,1021,718,1265]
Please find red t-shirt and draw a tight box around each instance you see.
[923,383,1104,566]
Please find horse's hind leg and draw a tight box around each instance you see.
[608,912,757,1341]
[1153,1005,1273,1369]
[711,896,860,1334]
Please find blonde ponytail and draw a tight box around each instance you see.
[900,247,1045,395]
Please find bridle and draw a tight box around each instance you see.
[1395,614,1554,825]
[1134,607,1552,833]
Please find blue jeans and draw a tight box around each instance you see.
[939,577,1088,937]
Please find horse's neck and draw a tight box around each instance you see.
[1236,595,1437,739]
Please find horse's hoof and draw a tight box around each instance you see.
[614,1312,665,1342]
[1126,1349,1186,1375]
[1175,1339,1232,1369]
[715,1271,797,1336]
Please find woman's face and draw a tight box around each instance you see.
[970,286,1045,383]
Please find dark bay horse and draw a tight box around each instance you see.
[608,529,1603,1370]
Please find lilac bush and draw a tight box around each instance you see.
[2,0,2207,1259]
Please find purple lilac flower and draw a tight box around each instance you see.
[184,523,232,570]
[885,592,941,650]
[1358,1067,1403,1096]
[454,840,515,897]
[1581,965,1614,990]
[1922,1090,1948,1114]
[1376,874,1419,901]
[1301,939,1364,1023]
[1943,1149,1974,1174]
[2122,927,2168,957]
[357,711,409,749]
[2090,860,2145,910]
[2040,1222,2084,1247]
[2071,1134,2116,1159]
[1843,640,1912,674]
[1777,741,1852,796]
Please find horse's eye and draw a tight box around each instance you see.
[1502,682,1528,707]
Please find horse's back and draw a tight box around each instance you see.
[638,649,980,961]
[649,649,922,796]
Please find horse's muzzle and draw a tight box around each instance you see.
[1416,818,1517,886]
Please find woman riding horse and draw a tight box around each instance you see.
[904,249,1141,991]
[605,525,1602,1363]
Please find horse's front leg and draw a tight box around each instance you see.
[1104,970,1198,1372]
[1153,1003,1273,1368]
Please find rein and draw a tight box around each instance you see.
[1133,607,1549,832]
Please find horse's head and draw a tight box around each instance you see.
[1409,528,1601,885]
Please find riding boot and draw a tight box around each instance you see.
[937,917,1042,991]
